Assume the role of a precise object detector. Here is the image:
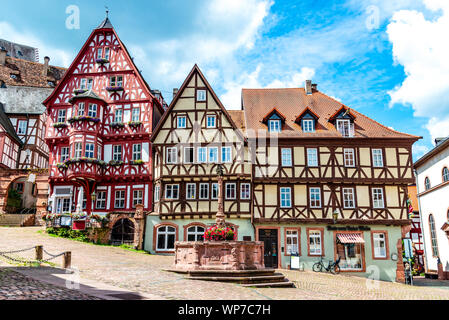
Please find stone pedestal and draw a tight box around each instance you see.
[174,241,265,271]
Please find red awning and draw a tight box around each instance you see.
[337,233,365,244]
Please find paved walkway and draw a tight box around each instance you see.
[1,227,449,300]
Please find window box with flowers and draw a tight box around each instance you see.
[110,122,125,129]
[95,58,109,65]
[109,160,124,166]
[130,160,144,165]
[68,116,101,124]
[106,86,124,92]
[56,163,68,170]
[204,225,236,242]
[74,89,87,95]
[128,121,142,128]
[52,122,68,129]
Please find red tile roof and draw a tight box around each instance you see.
[0,56,66,88]
[228,110,246,133]
[242,88,420,140]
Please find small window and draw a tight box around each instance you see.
[133,190,143,208]
[280,187,292,208]
[342,188,355,209]
[60,147,70,162]
[268,119,281,133]
[372,149,383,167]
[132,144,142,161]
[17,120,27,135]
[286,230,299,255]
[199,183,209,199]
[281,148,292,167]
[208,147,218,163]
[443,167,449,183]
[211,183,219,200]
[372,232,387,258]
[241,183,251,200]
[154,185,160,202]
[302,119,314,132]
[310,187,321,208]
[225,183,236,200]
[87,79,93,90]
[187,226,205,242]
[307,148,318,167]
[96,191,106,209]
[197,147,207,163]
[157,226,176,251]
[165,184,179,200]
[78,103,85,116]
[85,143,95,158]
[132,108,140,122]
[336,119,352,137]
[74,142,83,158]
[184,147,194,164]
[88,104,97,118]
[424,177,431,191]
[372,188,384,208]
[221,146,232,163]
[186,183,196,200]
[57,110,66,123]
[113,145,122,161]
[114,190,126,209]
[344,148,355,167]
[80,79,87,90]
[115,108,123,123]
[177,116,187,129]
[104,48,110,60]
[166,147,178,164]
[207,115,216,128]
[97,48,103,59]
[429,214,439,257]
[197,90,206,102]
[309,230,322,256]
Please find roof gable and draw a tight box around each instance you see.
[262,108,286,124]
[295,107,319,124]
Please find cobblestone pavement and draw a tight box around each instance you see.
[0,268,100,300]
[1,227,449,300]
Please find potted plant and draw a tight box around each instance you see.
[106,86,124,92]
[204,225,236,242]
[95,58,109,64]
[52,122,68,129]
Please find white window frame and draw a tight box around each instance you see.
[186,183,196,200]
[268,119,281,133]
[114,190,126,209]
[309,230,322,256]
[221,146,232,163]
[184,147,194,164]
[113,145,122,161]
[344,148,355,167]
[336,119,352,137]
[207,115,216,128]
[132,108,140,122]
[211,183,219,200]
[307,148,318,167]
[78,103,85,116]
[154,185,160,202]
[197,147,207,163]
[87,79,93,90]
[199,183,209,200]
[97,48,103,59]
[197,90,206,102]
[132,190,143,208]
[166,147,178,164]
[372,188,384,209]
[309,187,322,208]
[74,142,83,158]
[373,233,387,258]
[132,144,142,161]
[96,191,106,209]
[104,47,110,60]
[342,188,355,209]
[177,116,187,129]
[281,148,292,167]
[156,226,176,252]
[80,78,87,90]
[60,147,70,162]
[17,120,27,135]
[208,147,218,163]
[88,104,97,118]
[57,110,66,123]
[165,184,179,200]
[240,183,251,200]
[187,226,205,242]
[280,187,292,208]
[302,119,314,132]
[286,230,299,255]
[225,183,236,200]
[372,149,384,168]
[85,143,95,158]
[115,108,123,123]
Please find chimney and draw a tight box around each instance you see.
[305,80,313,95]
[435,137,448,146]
[42,56,50,77]
[311,83,318,91]
[173,88,179,99]
[0,47,7,65]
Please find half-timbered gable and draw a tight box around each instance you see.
[0,103,21,169]
[150,65,251,221]
[44,16,166,219]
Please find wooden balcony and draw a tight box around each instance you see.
[65,159,105,180]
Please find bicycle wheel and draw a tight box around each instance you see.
[331,265,340,275]
[312,262,322,272]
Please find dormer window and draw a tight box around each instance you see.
[336,119,352,137]
[295,107,319,133]
[329,106,356,138]
[268,119,281,133]
[302,119,314,132]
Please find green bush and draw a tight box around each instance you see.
[46,227,89,242]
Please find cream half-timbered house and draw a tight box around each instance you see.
[144,65,253,254]
[242,83,420,282]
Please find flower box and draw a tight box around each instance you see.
[52,122,68,129]
[74,89,87,95]
[128,121,142,128]
[109,160,124,166]
[68,116,101,124]
[130,160,144,165]
[106,86,124,92]
[95,58,109,64]
[110,122,125,129]
[64,158,105,167]
[56,163,68,170]
[72,220,86,231]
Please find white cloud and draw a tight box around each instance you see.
[387,0,449,142]
[413,143,430,159]
[0,21,73,67]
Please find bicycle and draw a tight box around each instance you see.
[312,256,341,274]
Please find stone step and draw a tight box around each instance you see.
[167,269,277,278]
[187,274,287,284]
[241,281,296,288]
[0,214,33,227]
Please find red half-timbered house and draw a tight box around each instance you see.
[44,16,165,236]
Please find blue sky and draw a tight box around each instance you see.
[1,0,448,161]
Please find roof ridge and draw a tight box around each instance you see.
[4,56,67,70]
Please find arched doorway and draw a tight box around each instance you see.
[4,177,38,214]
[110,218,135,246]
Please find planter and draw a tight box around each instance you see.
[72,220,86,231]
[96,58,109,64]
[74,89,87,95]
[68,116,101,124]
[130,160,144,165]
[128,121,142,128]
[110,122,125,129]
[106,86,124,92]
[109,160,124,166]
[52,123,68,129]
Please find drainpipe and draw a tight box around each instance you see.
[414,168,429,274]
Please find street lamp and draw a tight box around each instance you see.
[332,209,340,224]
[91,192,96,202]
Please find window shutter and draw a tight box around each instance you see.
[142,143,150,162]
